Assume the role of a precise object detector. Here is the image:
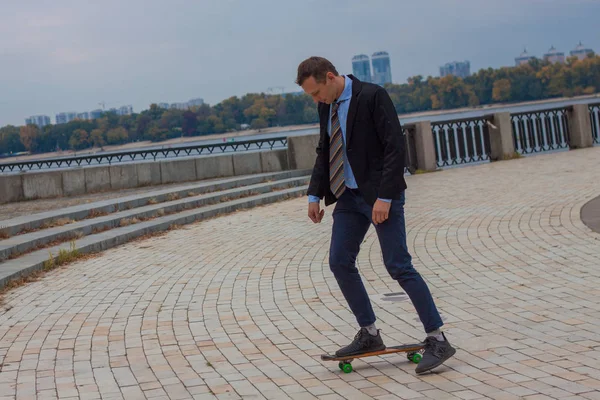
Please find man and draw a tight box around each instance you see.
[295,56,455,374]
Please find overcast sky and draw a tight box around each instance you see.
[1,0,599,127]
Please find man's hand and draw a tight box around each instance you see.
[308,202,325,223]
[372,199,391,225]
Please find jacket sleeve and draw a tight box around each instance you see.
[373,88,406,199]
[307,103,327,199]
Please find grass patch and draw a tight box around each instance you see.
[119,217,141,227]
[167,193,180,201]
[87,209,109,219]
[43,240,81,270]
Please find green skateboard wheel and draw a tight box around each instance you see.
[341,362,353,373]
[412,353,422,363]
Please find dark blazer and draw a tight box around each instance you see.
[307,74,407,207]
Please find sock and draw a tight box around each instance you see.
[427,329,445,342]
[364,323,378,336]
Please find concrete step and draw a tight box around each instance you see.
[0,185,308,288]
[0,176,309,262]
[0,169,310,237]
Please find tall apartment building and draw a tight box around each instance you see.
[55,112,77,125]
[352,54,372,83]
[515,48,534,66]
[440,61,471,78]
[543,46,565,64]
[25,115,51,128]
[371,51,392,86]
[570,41,594,60]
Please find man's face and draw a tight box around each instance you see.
[301,72,337,104]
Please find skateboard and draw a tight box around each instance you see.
[321,343,425,373]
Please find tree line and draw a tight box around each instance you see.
[1,54,599,157]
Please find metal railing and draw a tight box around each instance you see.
[511,107,571,154]
[0,137,288,173]
[402,125,418,174]
[431,117,492,168]
[590,103,600,145]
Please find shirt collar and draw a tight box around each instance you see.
[335,75,352,104]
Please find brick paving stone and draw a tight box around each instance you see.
[0,147,600,399]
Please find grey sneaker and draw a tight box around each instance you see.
[415,332,456,374]
[335,328,386,358]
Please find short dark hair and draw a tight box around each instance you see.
[295,56,339,86]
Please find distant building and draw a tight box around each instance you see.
[77,112,90,120]
[515,48,534,66]
[117,105,133,116]
[352,54,372,83]
[90,109,103,119]
[160,98,206,110]
[170,102,188,110]
[570,41,594,60]
[371,51,392,86]
[543,45,565,64]
[55,112,77,125]
[440,61,471,78]
[25,115,51,128]
[187,98,204,107]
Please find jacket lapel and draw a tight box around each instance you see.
[345,74,362,146]
[318,102,329,129]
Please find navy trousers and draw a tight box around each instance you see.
[329,188,443,333]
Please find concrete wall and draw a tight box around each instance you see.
[287,134,319,170]
[0,150,291,205]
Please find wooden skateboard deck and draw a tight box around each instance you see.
[321,343,425,373]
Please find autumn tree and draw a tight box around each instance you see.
[106,127,128,145]
[90,129,106,148]
[492,79,512,102]
[19,124,40,152]
[0,125,25,154]
[68,129,89,150]
[182,110,198,136]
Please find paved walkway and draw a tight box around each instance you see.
[1,147,600,400]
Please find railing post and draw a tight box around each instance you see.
[414,121,437,172]
[489,112,516,161]
[568,104,594,149]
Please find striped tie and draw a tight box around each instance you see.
[329,102,345,199]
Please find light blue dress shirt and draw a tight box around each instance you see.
[308,76,390,204]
